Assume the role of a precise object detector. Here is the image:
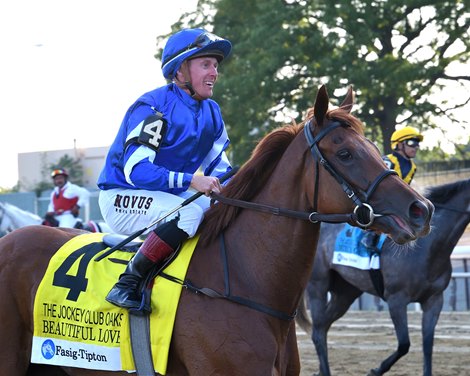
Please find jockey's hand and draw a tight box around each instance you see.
[45,212,55,217]
[190,175,222,196]
[71,205,80,217]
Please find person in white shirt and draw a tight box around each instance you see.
[43,168,90,228]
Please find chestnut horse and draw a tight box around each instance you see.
[0,85,433,376]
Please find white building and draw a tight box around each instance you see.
[18,146,109,192]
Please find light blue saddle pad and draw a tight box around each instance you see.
[333,224,386,270]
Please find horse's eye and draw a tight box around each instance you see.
[337,150,352,161]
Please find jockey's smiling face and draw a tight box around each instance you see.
[179,56,219,100]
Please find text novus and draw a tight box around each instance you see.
[113,195,153,214]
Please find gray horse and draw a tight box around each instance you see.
[298,178,470,376]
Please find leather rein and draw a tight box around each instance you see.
[212,120,397,228]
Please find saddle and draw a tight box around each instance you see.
[102,233,143,252]
[42,213,59,227]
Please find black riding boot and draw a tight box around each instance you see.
[105,251,156,310]
[105,218,189,312]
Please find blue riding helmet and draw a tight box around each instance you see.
[161,28,232,80]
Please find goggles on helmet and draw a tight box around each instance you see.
[51,169,68,178]
[404,139,420,148]
[162,32,223,67]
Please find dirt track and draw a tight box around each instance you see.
[297,310,470,376]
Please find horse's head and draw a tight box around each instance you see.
[305,85,433,244]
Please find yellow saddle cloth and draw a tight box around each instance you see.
[31,232,198,375]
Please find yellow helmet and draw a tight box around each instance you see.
[390,126,423,149]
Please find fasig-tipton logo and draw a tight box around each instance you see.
[41,339,56,360]
[40,339,108,363]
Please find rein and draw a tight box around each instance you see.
[212,121,397,228]
[211,192,355,224]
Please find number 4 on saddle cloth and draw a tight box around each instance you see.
[31,232,198,375]
[332,223,387,271]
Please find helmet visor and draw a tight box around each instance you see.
[404,138,420,148]
[163,32,224,66]
[51,169,67,178]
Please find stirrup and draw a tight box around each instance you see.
[106,287,151,315]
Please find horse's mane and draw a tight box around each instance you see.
[198,106,364,246]
[198,122,303,245]
[425,178,470,205]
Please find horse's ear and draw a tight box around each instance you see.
[314,85,329,126]
[339,85,354,113]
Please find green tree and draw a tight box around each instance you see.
[49,154,85,186]
[159,0,469,164]
[0,182,20,194]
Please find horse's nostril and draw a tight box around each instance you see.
[410,200,430,221]
[410,204,424,219]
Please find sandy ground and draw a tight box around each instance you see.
[297,310,470,376]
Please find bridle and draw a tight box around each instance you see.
[212,119,397,228]
[304,119,397,227]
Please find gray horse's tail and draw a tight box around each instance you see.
[296,292,312,334]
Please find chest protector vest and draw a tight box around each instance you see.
[385,153,417,184]
[53,188,79,212]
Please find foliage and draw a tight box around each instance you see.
[159,0,469,164]
[0,182,20,194]
[49,154,85,186]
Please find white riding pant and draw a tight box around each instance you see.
[98,188,211,237]
[54,212,79,228]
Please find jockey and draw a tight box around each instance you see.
[383,126,424,184]
[43,168,90,228]
[97,28,233,312]
[362,126,424,249]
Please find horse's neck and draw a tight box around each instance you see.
[224,216,319,311]
[223,146,319,313]
[7,206,41,229]
[428,202,470,263]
